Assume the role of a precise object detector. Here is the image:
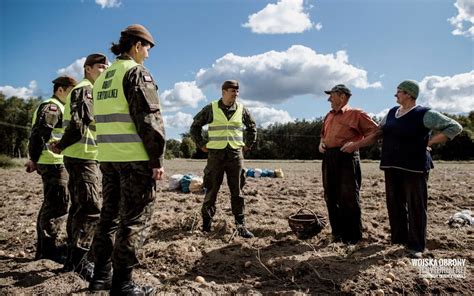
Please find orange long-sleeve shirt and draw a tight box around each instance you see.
[321,105,378,148]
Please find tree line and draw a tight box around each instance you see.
[0,94,40,158]
[1,92,473,160]
[172,115,474,161]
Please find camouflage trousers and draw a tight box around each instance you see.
[201,149,246,222]
[91,161,156,271]
[36,164,69,258]
[64,157,101,251]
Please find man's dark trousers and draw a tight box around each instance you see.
[322,148,362,243]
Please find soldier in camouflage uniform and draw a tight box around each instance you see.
[51,54,108,279]
[26,76,77,263]
[190,80,257,238]
[88,25,165,296]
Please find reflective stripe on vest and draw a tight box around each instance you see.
[93,59,149,162]
[206,100,245,149]
[31,97,65,164]
[62,79,98,160]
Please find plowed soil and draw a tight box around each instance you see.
[0,160,472,295]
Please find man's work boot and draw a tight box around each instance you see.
[89,262,112,292]
[236,224,254,238]
[110,268,155,296]
[407,248,423,259]
[202,217,212,233]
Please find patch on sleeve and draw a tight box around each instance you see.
[49,105,58,111]
[143,75,153,82]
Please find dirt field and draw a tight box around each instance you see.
[0,159,472,295]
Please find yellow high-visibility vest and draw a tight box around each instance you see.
[31,97,64,164]
[206,100,245,149]
[62,78,98,160]
[93,59,149,162]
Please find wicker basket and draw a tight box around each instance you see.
[288,208,326,239]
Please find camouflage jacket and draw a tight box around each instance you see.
[121,56,166,168]
[190,99,257,151]
[56,82,94,151]
[28,96,63,163]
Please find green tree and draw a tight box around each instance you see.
[0,93,40,157]
[165,139,181,159]
[180,136,196,158]
[430,112,474,160]
[246,119,323,160]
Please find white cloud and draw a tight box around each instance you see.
[249,105,294,127]
[314,22,323,31]
[163,112,194,129]
[239,98,293,127]
[0,80,40,99]
[57,57,86,81]
[95,0,121,9]
[196,45,381,104]
[161,81,206,112]
[448,0,474,38]
[418,71,474,114]
[238,98,268,108]
[162,96,293,129]
[242,0,317,34]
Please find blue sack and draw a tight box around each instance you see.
[246,168,255,177]
[180,174,193,193]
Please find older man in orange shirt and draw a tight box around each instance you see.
[319,84,378,244]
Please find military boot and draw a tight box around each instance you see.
[236,225,255,238]
[63,246,74,271]
[202,217,212,233]
[89,262,112,292]
[235,215,254,238]
[34,237,44,260]
[66,247,94,281]
[110,268,155,296]
[40,238,67,263]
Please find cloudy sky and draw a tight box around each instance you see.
[0,0,472,139]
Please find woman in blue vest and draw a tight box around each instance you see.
[341,80,462,258]
[89,24,165,295]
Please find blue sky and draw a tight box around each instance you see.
[1,0,473,140]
